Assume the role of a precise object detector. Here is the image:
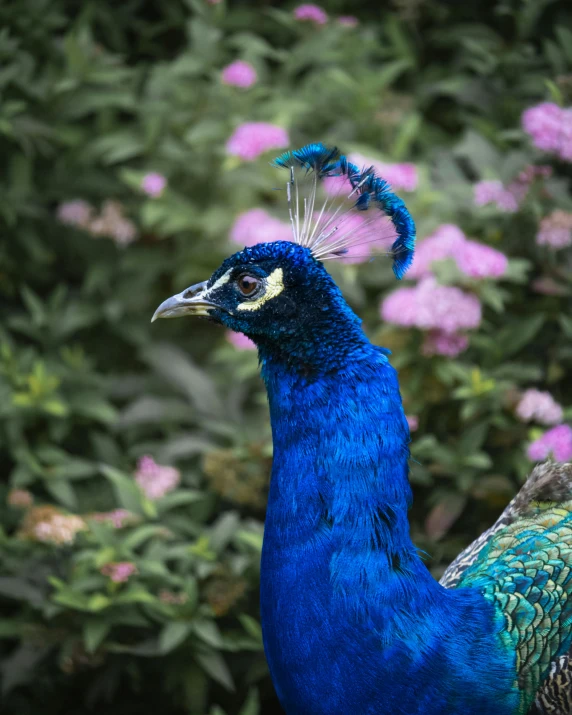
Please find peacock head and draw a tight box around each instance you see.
[152,143,416,363]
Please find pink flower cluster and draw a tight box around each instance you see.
[536,210,572,250]
[7,488,33,508]
[323,152,417,194]
[516,389,563,426]
[135,456,180,500]
[406,415,419,432]
[91,509,134,529]
[422,331,469,358]
[226,331,256,350]
[338,16,358,27]
[230,208,292,247]
[381,277,482,334]
[57,199,137,245]
[522,102,572,161]
[294,4,328,24]
[474,165,551,213]
[310,209,396,264]
[33,513,86,545]
[527,424,572,463]
[226,122,289,161]
[57,199,93,226]
[100,561,137,583]
[222,60,257,88]
[407,224,508,280]
[350,152,418,192]
[473,180,521,213]
[141,173,167,197]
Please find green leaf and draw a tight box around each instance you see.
[44,479,77,509]
[238,614,263,643]
[123,525,169,551]
[83,620,111,654]
[495,314,545,358]
[114,587,156,605]
[0,578,44,607]
[192,619,224,648]
[99,464,147,516]
[141,343,225,419]
[156,489,204,514]
[195,650,235,691]
[239,689,260,715]
[235,530,263,552]
[159,622,192,654]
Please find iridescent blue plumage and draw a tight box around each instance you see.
[152,144,572,715]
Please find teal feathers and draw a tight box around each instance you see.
[442,462,572,713]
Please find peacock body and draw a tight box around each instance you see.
[153,143,572,714]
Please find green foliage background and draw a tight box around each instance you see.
[1,0,572,713]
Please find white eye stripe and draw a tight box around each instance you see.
[202,269,233,299]
[237,268,284,312]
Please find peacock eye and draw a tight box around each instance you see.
[236,274,261,297]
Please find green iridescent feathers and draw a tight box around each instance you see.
[449,464,572,712]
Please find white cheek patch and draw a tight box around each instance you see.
[237,267,285,312]
[202,269,232,299]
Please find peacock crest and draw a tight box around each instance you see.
[271,143,416,278]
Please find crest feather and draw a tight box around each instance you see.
[271,142,416,279]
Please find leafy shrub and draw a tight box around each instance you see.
[1,0,571,712]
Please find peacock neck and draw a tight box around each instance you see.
[257,330,518,715]
[259,334,441,616]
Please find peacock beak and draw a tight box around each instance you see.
[151,281,216,322]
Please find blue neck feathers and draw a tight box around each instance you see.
[257,299,519,715]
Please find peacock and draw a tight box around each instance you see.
[153,143,572,715]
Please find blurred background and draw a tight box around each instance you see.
[1,0,572,713]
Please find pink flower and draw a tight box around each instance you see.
[221,60,257,88]
[88,200,137,246]
[532,277,568,296]
[100,561,137,583]
[57,200,93,227]
[408,224,507,280]
[473,180,520,213]
[517,164,552,182]
[311,210,396,264]
[421,330,469,357]
[322,174,350,196]
[348,152,418,192]
[338,16,358,27]
[7,489,33,508]
[230,208,292,247]
[406,415,419,431]
[141,173,167,197]
[527,424,572,462]
[379,285,419,327]
[135,456,180,500]
[454,240,508,279]
[159,589,188,605]
[294,4,328,24]
[381,277,482,334]
[516,389,563,426]
[522,103,568,156]
[226,122,290,161]
[226,331,256,350]
[536,210,572,249]
[522,102,572,161]
[92,509,134,528]
[33,514,86,545]
[407,224,466,279]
